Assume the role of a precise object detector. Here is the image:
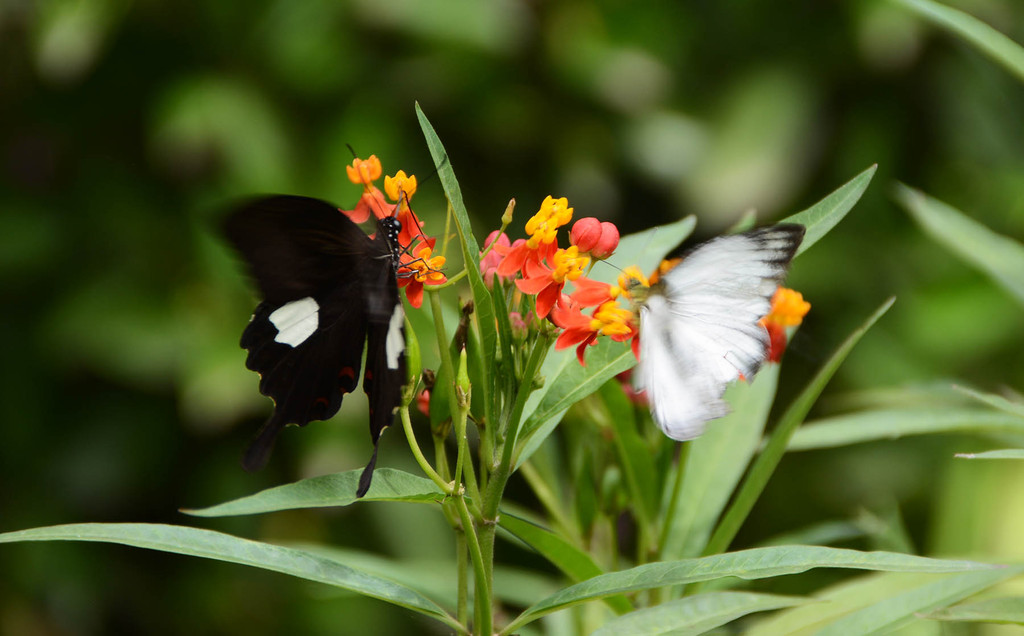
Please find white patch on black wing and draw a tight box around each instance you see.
[636,224,803,440]
[385,303,405,370]
[269,296,319,347]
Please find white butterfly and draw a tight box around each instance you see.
[632,224,804,440]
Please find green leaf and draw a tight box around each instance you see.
[703,298,895,556]
[954,385,1024,419]
[0,523,459,629]
[501,545,996,634]
[416,104,499,409]
[515,338,637,468]
[956,449,1024,460]
[815,568,1024,635]
[891,0,1024,84]
[499,513,633,615]
[748,568,1023,635]
[662,365,780,560]
[895,183,1024,306]
[183,468,443,517]
[591,216,697,285]
[591,591,809,636]
[926,596,1024,624]
[787,409,1024,451]
[602,381,659,523]
[781,165,876,257]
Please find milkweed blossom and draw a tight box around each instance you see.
[342,155,446,308]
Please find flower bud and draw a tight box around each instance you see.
[570,217,619,260]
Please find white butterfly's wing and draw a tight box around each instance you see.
[636,225,803,440]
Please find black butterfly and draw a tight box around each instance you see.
[223,195,407,497]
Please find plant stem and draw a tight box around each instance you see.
[401,407,451,495]
[657,442,690,560]
[520,460,578,543]
[453,493,490,636]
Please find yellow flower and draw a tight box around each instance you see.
[385,170,418,204]
[525,196,574,249]
[615,265,650,300]
[550,245,589,283]
[590,300,634,337]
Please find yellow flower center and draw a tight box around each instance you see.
[617,265,649,300]
[525,196,574,249]
[385,170,418,204]
[550,246,589,284]
[762,288,810,327]
[590,300,634,336]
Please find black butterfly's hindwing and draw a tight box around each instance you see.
[223,195,407,494]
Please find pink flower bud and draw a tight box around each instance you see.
[480,231,512,288]
[570,218,619,260]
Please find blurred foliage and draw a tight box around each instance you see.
[1,0,1023,633]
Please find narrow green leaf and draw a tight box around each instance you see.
[748,569,1021,635]
[926,596,1024,624]
[663,366,780,560]
[603,381,659,523]
[416,104,499,405]
[956,449,1024,460]
[591,591,809,636]
[515,338,636,468]
[499,513,633,615]
[758,519,866,548]
[954,385,1024,419]
[501,545,996,634]
[781,165,876,256]
[895,183,1024,305]
[0,523,459,629]
[891,0,1024,84]
[816,568,1024,635]
[787,409,1024,451]
[183,468,443,517]
[703,298,895,556]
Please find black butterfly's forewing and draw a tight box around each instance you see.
[223,195,387,470]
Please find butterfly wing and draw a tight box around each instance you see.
[637,224,804,440]
[223,195,385,470]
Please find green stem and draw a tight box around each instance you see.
[657,442,690,559]
[520,460,578,543]
[456,528,469,628]
[453,493,490,636]
[401,407,451,495]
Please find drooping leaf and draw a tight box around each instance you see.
[499,513,633,615]
[956,449,1024,460]
[501,545,995,633]
[0,523,459,630]
[787,409,1024,451]
[781,165,876,256]
[591,591,809,636]
[891,0,1024,84]
[954,385,1024,419]
[183,468,443,517]
[895,183,1024,306]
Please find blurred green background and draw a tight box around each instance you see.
[2,0,1023,634]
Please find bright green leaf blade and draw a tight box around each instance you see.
[703,298,895,556]
[787,409,1024,451]
[895,183,1024,305]
[956,449,1024,460]
[591,591,809,636]
[926,596,1024,624]
[182,468,444,517]
[501,545,995,633]
[515,338,637,468]
[816,567,1024,635]
[603,382,659,523]
[416,104,499,400]
[891,0,1024,84]
[0,523,459,629]
[781,165,876,257]
[499,513,633,615]
[663,366,780,560]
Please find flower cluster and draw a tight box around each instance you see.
[481,196,809,368]
[343,155,446,307]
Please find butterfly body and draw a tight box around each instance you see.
[223,195,406,495]
[631,224,804,440]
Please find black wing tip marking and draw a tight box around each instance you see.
[242,412,289,472]
[356,444,380,498]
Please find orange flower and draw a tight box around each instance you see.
[551,296,638,365]
[760,288,810,362]
[398,244,447,308]
[384,170,418,205]
[346,155,382,187]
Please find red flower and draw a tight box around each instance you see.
[515,246,590,319]
[759,288,810,363]
[480,231,512,288]
[398,244,447,308]
[416,389,431,417]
